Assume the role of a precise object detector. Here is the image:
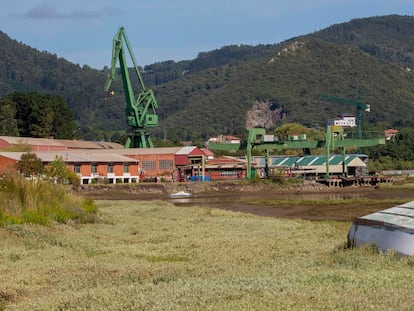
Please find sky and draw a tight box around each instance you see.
[1,1,413,69]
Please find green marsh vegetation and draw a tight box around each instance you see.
[378,176,414,189]
[1,200,414,310]
[0,174,96,226]
[247,197,412,206]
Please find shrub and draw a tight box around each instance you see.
[0,174,97,226]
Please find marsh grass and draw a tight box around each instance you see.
[379,179,414,189]
[247,197,413,207]
[1,200,414,310]
[0,174,96,225]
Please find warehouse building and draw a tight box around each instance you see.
[253,154,368,178]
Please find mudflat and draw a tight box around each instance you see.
[79,181,414,221]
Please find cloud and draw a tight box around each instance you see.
[25,3,116,19]
[26,3,58,18]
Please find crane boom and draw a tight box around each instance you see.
[320,92,370,139]
[105,27,158,148]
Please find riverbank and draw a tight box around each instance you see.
[77,179,414,222]
[77,179,334,200]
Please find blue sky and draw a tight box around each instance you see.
[1,1,413,69]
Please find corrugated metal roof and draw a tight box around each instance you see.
[0,136,124,149]
[93,141,124,149]
[0,136,65,147]
[0,152,138,163]
[272,154,365,167]
[55,140,105,149]
[97,147,184,155]
[176,146,197,155]
[56,140,100,149]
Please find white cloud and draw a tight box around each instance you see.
[25,3,118,19]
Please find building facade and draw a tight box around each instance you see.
[0,152,139,184]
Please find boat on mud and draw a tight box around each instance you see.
[169,191,192,198]
[348,200,414,256]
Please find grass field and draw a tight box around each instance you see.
[1,200,414,310]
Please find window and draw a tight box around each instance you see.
[190,157,202,165]
[107,163,113,173]
[142,160,156,171]
[220,171,238,177]
[159,159,173,170]
[74,163,81,174]
[123,163,129,173]
[91,163,97,174]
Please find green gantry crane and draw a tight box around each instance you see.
[209,127,385,179]
[105,27,159,148]
[320,92,370,139]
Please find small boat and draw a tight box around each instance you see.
[348,200,414,256]
[169,191,192,198]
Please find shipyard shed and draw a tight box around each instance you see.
[268,154,368,177]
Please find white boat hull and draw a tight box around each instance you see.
[348,201,414,256]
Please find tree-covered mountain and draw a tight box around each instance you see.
[153,37,414,141]
[0,92,77,139]
[312,15,414,65]
[0,14,414,142]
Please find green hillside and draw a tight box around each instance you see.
[152,37,414,141]
[0,15,414,142]
[312,15,414,65]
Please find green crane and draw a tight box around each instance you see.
[208,128,384,179]
[105,27,159,148]
[320,92,370,139]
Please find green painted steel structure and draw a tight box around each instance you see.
[320,92,370,139]
[105,27,159,148]
[209,127,385,179]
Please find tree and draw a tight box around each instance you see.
[45,156,69,184]
[274,123,323,141]
[15,153,44,178]
[0,102,19,136]
[0,92,77,139]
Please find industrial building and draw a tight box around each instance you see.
[0,151,140,184]
[0,137,245,183]
[253,154,369,178]
[0,136,375,183]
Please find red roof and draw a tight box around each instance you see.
[201,148,214,157]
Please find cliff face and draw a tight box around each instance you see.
[245,100,286,130]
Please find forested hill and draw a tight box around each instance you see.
[312,15,414,65]
[0,14,414,142]
[0,31,120,140]
[154,37,414,140]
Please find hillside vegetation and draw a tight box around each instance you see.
[153,37,414,140]
[0,15,414,141]
[312,15,414,65]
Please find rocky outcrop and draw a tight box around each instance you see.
[245,100,286,129]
